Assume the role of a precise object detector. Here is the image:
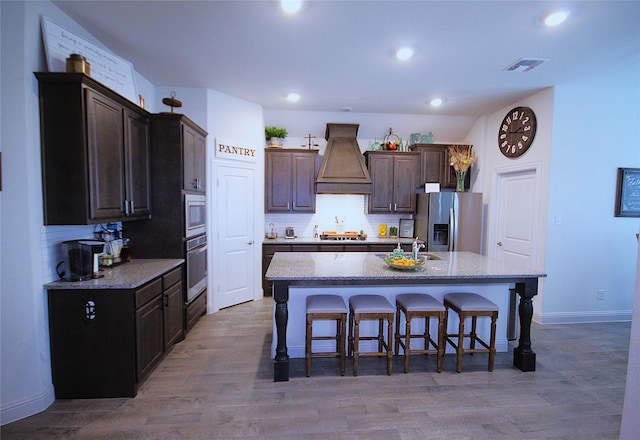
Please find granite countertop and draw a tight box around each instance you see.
[263,236,415,245]
[265,251,546,281]
[44,259,184,290]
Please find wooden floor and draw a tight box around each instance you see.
[2,298,630,439]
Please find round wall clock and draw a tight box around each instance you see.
[497,106,537,158]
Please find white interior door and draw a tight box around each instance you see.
[214,163,255,309]
[493,167,540,268]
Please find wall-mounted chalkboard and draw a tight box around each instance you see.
[615,168,640,217]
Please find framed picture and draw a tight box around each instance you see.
[399,219,415,238]
[615,168,640,217]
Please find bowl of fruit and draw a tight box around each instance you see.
[383,254,426,271]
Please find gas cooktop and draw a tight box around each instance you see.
[320,231,366,241]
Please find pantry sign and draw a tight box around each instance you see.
[215,139,257,162]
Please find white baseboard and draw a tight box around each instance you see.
[0,386,55,426]
[534,310,632,325]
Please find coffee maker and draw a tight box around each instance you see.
[59,240,105,281]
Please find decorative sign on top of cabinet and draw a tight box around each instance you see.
[265,149,318,213]
[410,144,471,190]
[364,151,420,214]
[36,72,151,224]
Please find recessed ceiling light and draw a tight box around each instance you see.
[341,106,352,112]
[281,0,302,15]
[396,48,414,61]
[430,98,443,107]
[287,93,300,102]
[544,11,569,27]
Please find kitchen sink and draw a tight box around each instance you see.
[375,253,441,260]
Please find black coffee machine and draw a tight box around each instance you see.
[59,240,105,281]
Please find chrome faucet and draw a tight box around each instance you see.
[412,238,425,259]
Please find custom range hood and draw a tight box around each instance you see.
[315,123,372,194]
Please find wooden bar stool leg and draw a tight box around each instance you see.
[348,311,354,358]
[378,318,384,352]
[305,316,312,377]
[489,312,497,372]
[403,313,411,373]
[353,316,360,377]
[340,315,346,376]
[470,316,478,352]
[386,314,393,375]
[456,312,465,373]
[394,306,401,356]
[436,311,445,373]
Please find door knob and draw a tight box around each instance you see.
[247,240,254,245]
[497,241,503,247]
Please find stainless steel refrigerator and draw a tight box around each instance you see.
[414,192,483,253]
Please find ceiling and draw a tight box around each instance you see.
[52,0,640,117]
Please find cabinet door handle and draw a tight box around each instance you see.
[394,203,397,212]
[124,200,130,215]
[130,200,135,214]
[389,203,392,212]
[247,240,254,245]
[497,241,503,247]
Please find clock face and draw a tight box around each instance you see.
[498,106,537,158]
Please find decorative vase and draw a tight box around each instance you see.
[268,138,283,148]
[456,170,466,192]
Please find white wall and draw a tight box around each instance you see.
[1,1,83,423]
[543,54,640,323]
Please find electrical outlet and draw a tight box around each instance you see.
[597,289,605,301]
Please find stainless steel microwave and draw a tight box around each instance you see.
[184,194,206,238]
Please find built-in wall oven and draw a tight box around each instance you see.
[186,234,207,303]
[185,194,206,238]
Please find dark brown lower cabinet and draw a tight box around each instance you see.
[185,289,207,332]
[163,267,185,347]
[136,291,164,382]
[47,265,183,398]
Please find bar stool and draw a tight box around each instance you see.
[348,295,394,376]
[444,292,499,373]
[394,293,446,373]
[305,294,348,377]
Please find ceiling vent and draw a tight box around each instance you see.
[503,58,547,72]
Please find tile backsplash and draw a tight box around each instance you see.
[264,194,411,239]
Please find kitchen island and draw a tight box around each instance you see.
[265,251,546,381]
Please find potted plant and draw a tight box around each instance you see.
[389,226,398,238]
[265,126,288,147]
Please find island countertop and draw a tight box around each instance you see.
[44,259,184,290]
[265,251,546,282]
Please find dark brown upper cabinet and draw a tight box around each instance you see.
[364,151,420,214]
[411,144,471,190]
[36,72,151,224]
[265,149,318,213]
